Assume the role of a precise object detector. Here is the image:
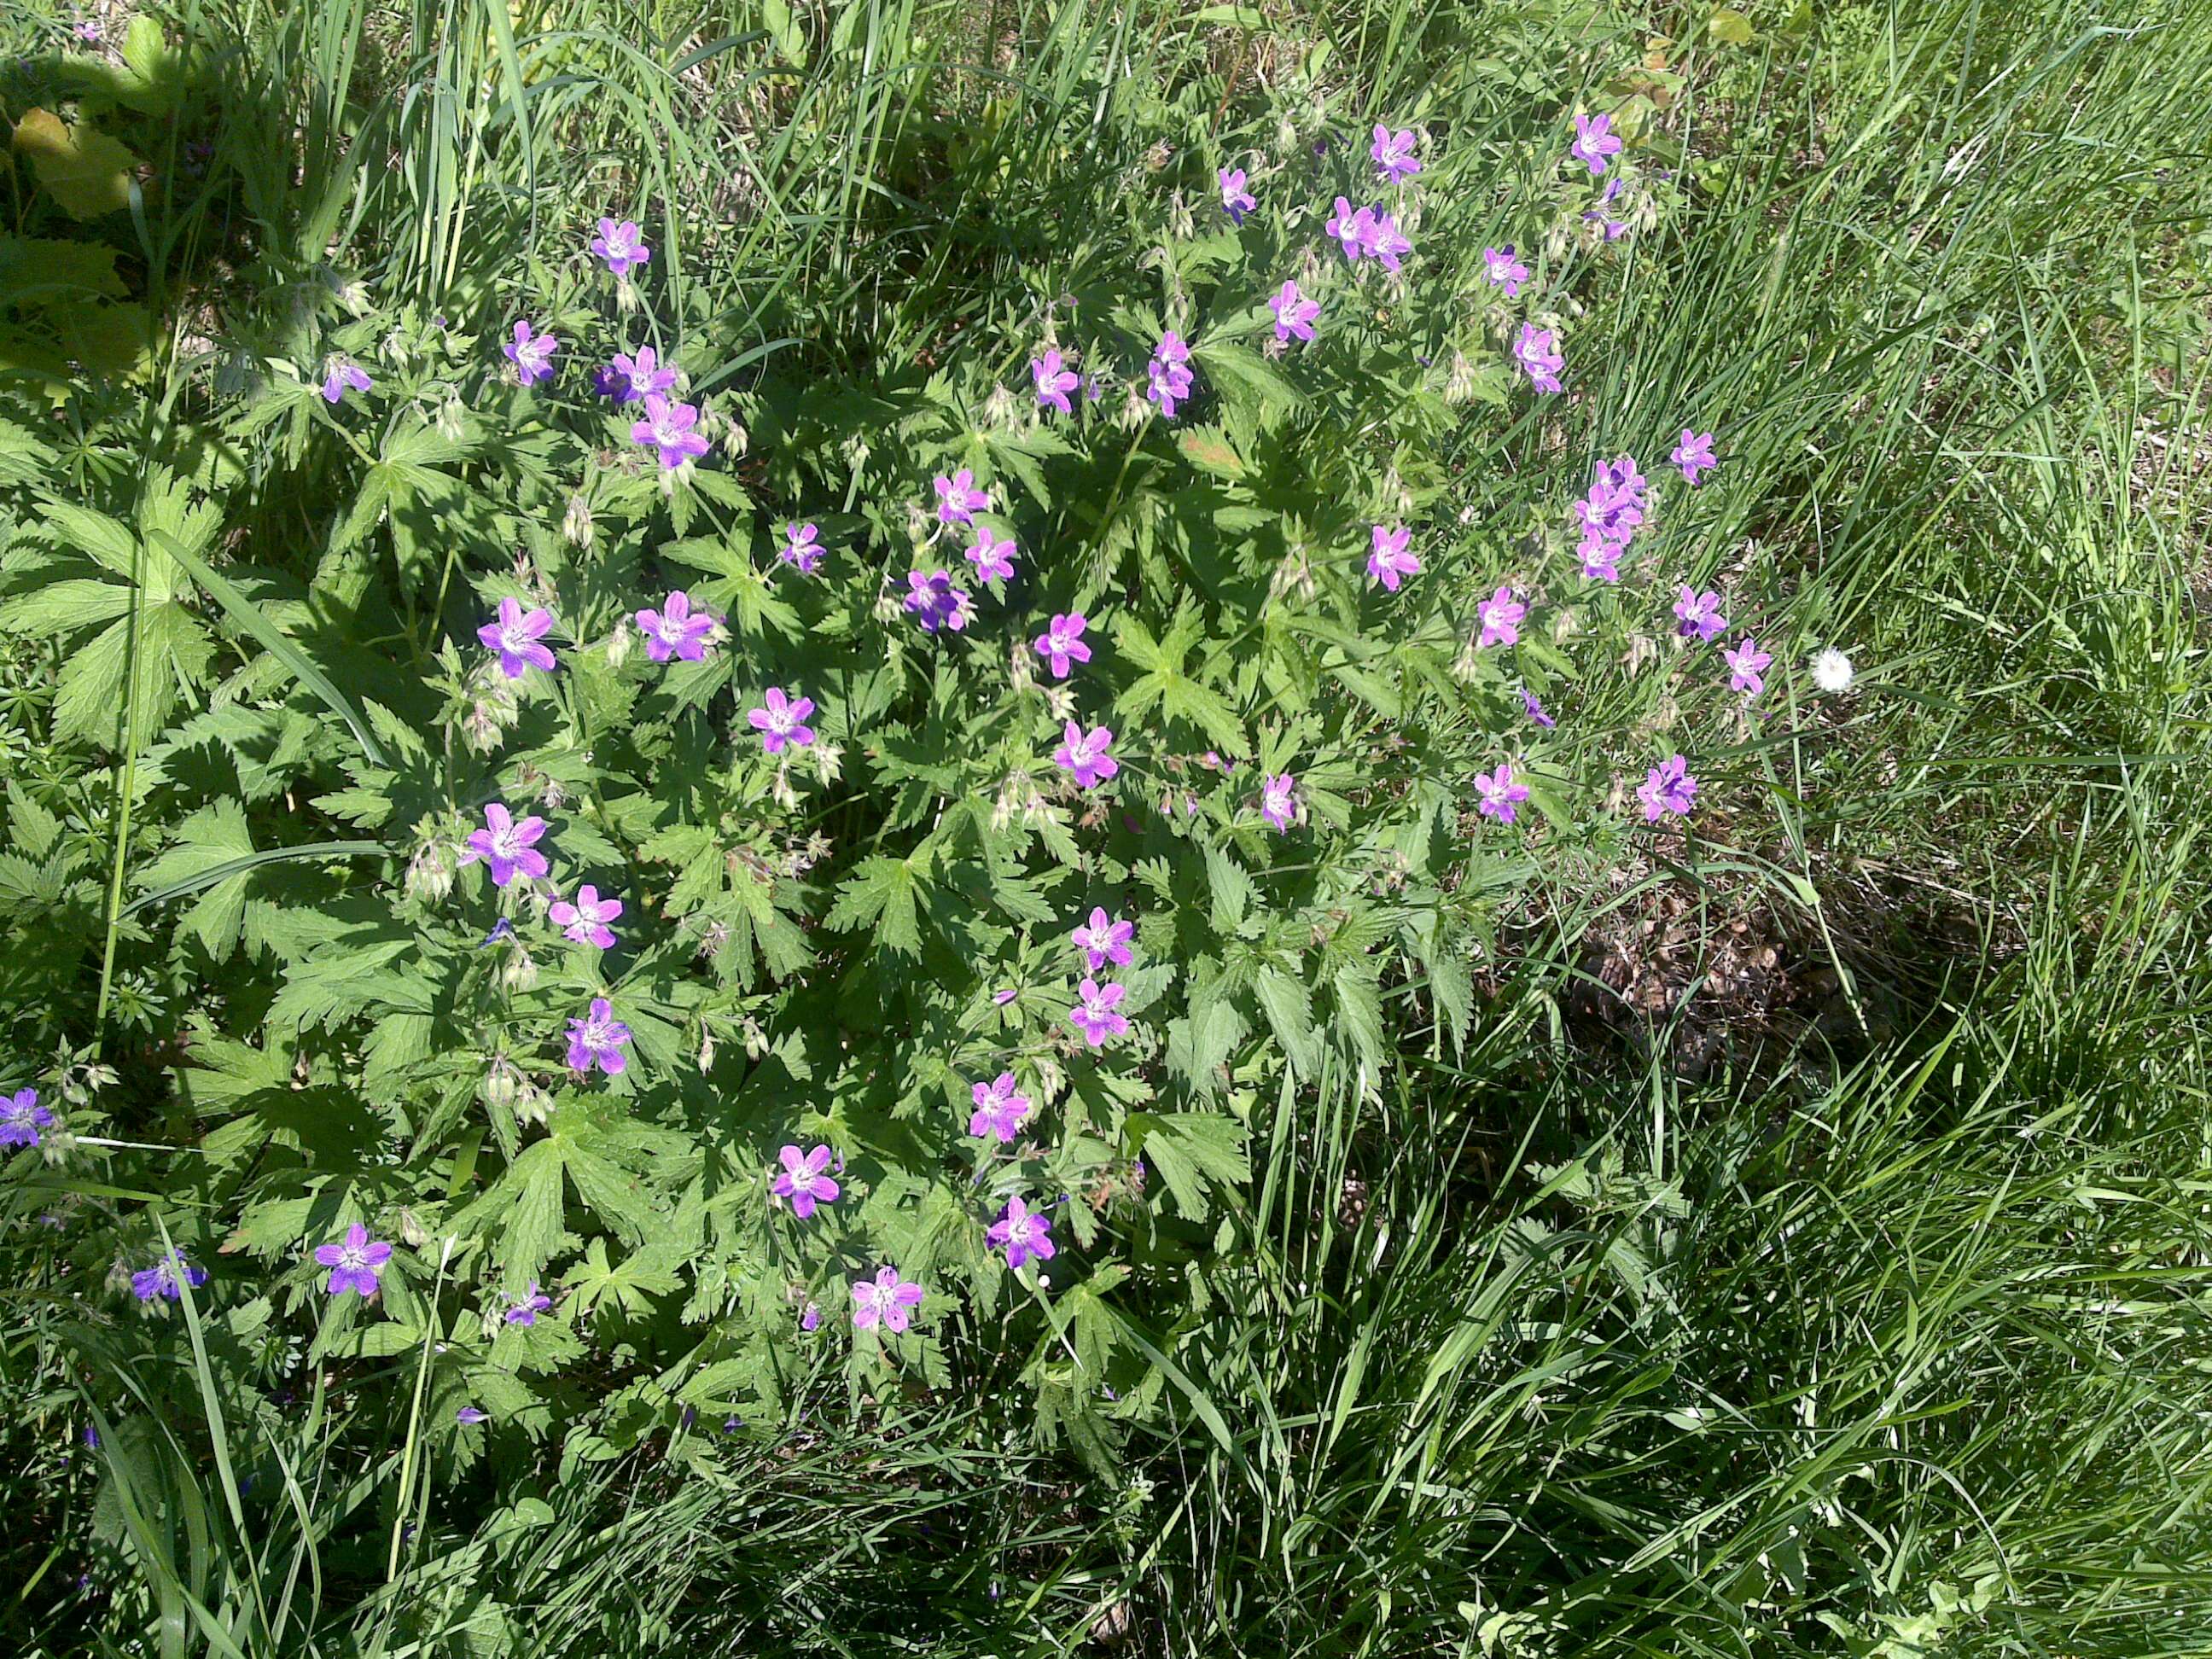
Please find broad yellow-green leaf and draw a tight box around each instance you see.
[13,108,139,220]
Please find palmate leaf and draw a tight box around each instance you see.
[824,853,932,957]
[1126,1110,1250,1222]
[11,108,138,220]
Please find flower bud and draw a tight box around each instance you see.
[605,615,633,669]
[563,492,595,547]
[480,1054,524,1110]
[497,948,538,993]
[405,839,455,903]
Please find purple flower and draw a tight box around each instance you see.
[1367,524,1420,591]
[771,1144,840,1219]
[992,987,1020,1006]
[462,803,550,888]
[965,527,1017,584]
[589,217,651,278]
[1033,612,1091,678]
[1054,721,1118,789]
[1582,174,1631,242]
[934,469,992,527]
[606,345,678,404]
[504,320,560,387]
[1069,978,1130,1048]
[504,1283,551,1325]
[1473,762,1531,824]
[780,521,824,574]
[635,591,715,662]
[1637,755,1698,823]
[1146,331,1195,419]
[904,569,973,633]
[1357,208,1412,272]
[1218,166,1255,224]
[1476,587,1526,649]
[314,1223,393,1298]
[631,394,711,469]
[1513,324,1563,393]
[969,1073,1034,1143]
[1269,280,1320,344]
[1674,585,1727,643]
[1482,245,1529,298]
[321,358,372,405]
[851,1266,924,1333]
[1580,539,1622,584]
[799,1301,822,1331]
[476,596,557,679]
[1371,124,1422,183]
[457,1406,489,1425]
[73,18,102,43]
[1260,771,1299,832]
[1071,906,1136,970]
[1570,112,1622,175]
[1031,350,1080,416]
[748,686,818,754]
[1673,428,1717,486]
[130,1251,208,1303]
[1521,688,1557,729]
[987,1196,1056,1271]
[565,997,632,1075]
[592,364,631,400]
[2,1087,53,1149]
[1325,196,1371,262]
[549,884,623,948]
[1723,636,1772,697]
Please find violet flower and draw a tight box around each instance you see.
[1054,721,1118,789]
[504,1283,552,1325]
[1033,612,1091,678]
[457,1406,488,1425]
[504,320,560,387]
[1146,330,1195,419]
[314,1224,393,1298]
[631,394,711,469]
[851,1266,924,1332]
[1570,112,1622,175]
[1474,762,1531,824]
[1673,428,1718,486]
[1674,585,1726,643]
[1521,688,1557,730]
[2,1087,53,1148]
[550,884,622,948]
[1269,280,1320,344]
[781,522,824,574]
[1367,524,1420,591]
[1723,637,1772,697]
[987,1197,1056,1271]
[462,804,550,888]
[1218,167,1255,224]
[965,527,1017,584]
[607,345,678,403]
[1512,323,1563,393]
[904,569,972,633]
[589,217,651,278]
[1032,350,1080,416]
[1325,196,1371,262]
[636,591,715,661]
[477,596,557,679]
[1476,587,1526,649]
[1072,906,1136,970]
[1260,772,1299,832]
[566,997,632,1075]
[1637,755,1698,823]
[969,1073,1034,1143]
[1482,245,1529,298]
[934,469,992,527]
[1356,208,1412,272]
[1069,978,1130,1048]
[771,1144,840,1219]
[748,687,818,754]
[131,1251,208,1303]
[321,359,372,405]
[1371,125,1422,183]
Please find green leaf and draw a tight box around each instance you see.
[1255,968,1321,1078]
[1127,1111,1250,1222]
[146,529,388,766]
[13,108,138,220]
[824,854,928,956]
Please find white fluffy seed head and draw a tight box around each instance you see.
[1811,648,1854,693]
